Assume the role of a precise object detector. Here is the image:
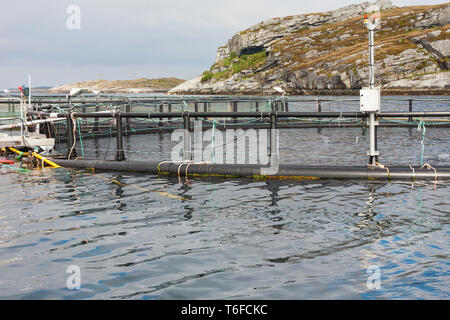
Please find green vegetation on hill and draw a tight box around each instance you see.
[201,50,268,82]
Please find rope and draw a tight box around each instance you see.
[185,161,209,183]
[421,163,438,187]
[156,160,188,175]
[177,160,193,183]
[67,113,77,160]
[0,163,31,172]
[374,162,391,180]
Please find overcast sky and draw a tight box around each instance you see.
[0,0,446,88]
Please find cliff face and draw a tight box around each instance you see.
[169,0,450,95]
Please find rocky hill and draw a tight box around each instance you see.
[169,0,450,95]
[49,78,185,94]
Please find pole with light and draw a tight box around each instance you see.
[360,11,381,166]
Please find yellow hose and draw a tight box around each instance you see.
[32,152,61,168]
[8,147,61,168]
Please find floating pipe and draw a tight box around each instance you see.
[0,117,64,130]
[28,111,450,119]
[50,159,450,180]
[3,96,450,105]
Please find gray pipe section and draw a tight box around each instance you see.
[28,111,450,119]
[51,159,450,180]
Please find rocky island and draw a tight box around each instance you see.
[49,78,185,94]
[169,0,450,95]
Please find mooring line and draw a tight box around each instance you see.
[185,161,209,183]
[421,163,438,189]
[374,162,391,181]
[177,161,192,183]
[0,163,31,172]
[68,113,77,160]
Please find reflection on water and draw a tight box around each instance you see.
[0,96,449,299]
[0,168,448,299]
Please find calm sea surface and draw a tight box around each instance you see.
[0,96,448,299]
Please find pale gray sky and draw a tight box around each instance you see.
[0,0,446,88]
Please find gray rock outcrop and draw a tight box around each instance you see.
[170,1,449,95]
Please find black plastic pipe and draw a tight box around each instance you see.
[115,113,125,161]
[50,159,450,180]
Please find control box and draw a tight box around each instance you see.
[360,87,380,112]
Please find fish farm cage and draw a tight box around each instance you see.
[1,95,450,181]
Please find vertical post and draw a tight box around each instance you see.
[255,102,259,113]
[366,19,379,166]
[194,102,198,112]
[316,98,322,133]
[115,112,125,161]
[28,73,32,116]
[183,113,192,161]
[270,112,279,166]
[66,113,77,159]
[233,101,238,123]
[82,102,87,124]
[159,103,164,127]
[125,103,131,132]
[284,100,289,112]
[368,113,379,165]
[168,103,172,113]
[408,99,413,123]
[93,105,99,132]
[316,99,322,118]
[369,28,375,90]
[203,102,207,112]
[362,115,367,135]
